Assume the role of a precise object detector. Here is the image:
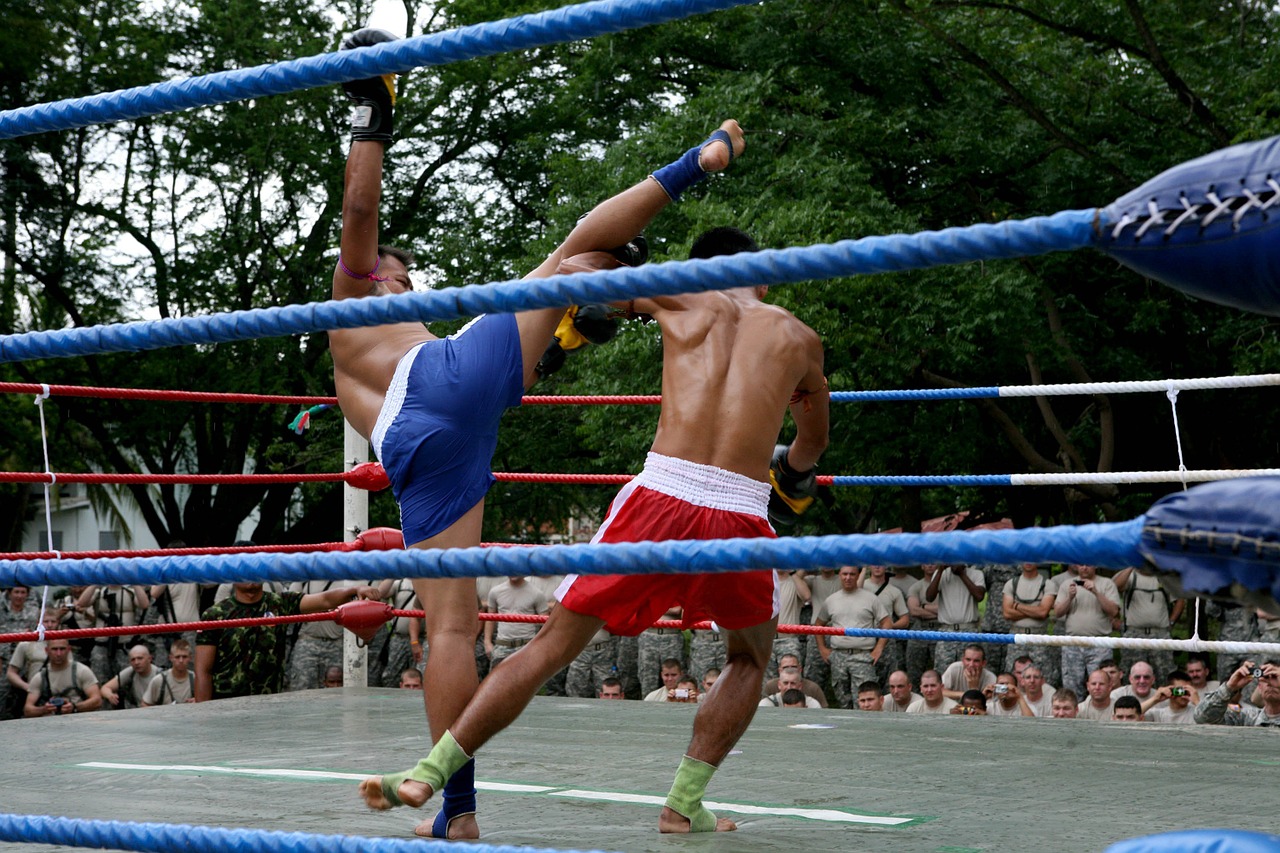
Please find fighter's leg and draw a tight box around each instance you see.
[450,606,604,753]
[405,606,605,837]
[659,617,776,834]
[358,500,484,835]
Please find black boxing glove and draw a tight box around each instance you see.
[768,444,816,527]
[609,234,649,268]
[535,340,567,379]
[554,304,619,352]
[340,28,399,145]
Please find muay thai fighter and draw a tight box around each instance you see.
[330,28,748,839]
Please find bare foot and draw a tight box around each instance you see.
[658,806,737,833]
[358,776,433,810]
[697,119,744,172]
[413,812,480,840]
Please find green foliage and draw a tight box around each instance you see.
[4,0,1280,549]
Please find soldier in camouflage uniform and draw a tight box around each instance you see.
[1000,564,1061,688]
[565,625,617,698]
[288,580,360,690]
[0,585,35,720]
[614,634,641,699]
[1209,602,1258,682]
[637,604,686,696]
[805,569,841,694]
[79,584,150,685]
[905,567,940,686]
[531,576,568,696]
[927,564,986,673]
[688,627,726,686]
[194,581,379,700]
[980,564,1020,674]
[379,579,424,688]
[861,566,909,685]
[769,570,809,680]
[1115,566,1182,680]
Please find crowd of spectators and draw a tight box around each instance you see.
[3,561,1279,729]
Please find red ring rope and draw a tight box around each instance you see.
[0,613,842,645]
[0,382,658,406]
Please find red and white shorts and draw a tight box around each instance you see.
[555,452,780,636]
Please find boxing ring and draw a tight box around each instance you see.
[3,688,1280,853]
[6,0,1280,851]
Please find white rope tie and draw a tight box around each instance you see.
[1132,200,1167,238]
[1199,191,1235,228]
[33,384,57,635]
[1165,383,1189,492]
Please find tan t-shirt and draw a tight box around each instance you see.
[906,696,957,714]
[777,572,806,626]
[1003,572,1052,629]
[884,692,922,712]
[30,661,97,702]
[152,583,201,623]
[1076,699,1114,720]
[941,661,996,694]
[816,589,888,650]
[114,665,164,707]
[385,579,421,637]
[142,670,194,705]
[1060,577,1120,636]
[807,573,842,619]
[868,579,908,626]
[907,579,938,624]
[1023,691,1055,717]
[488,581,549,642]
[932,567,985,625]
[9,640,52,681]
[1122,570,1170,629]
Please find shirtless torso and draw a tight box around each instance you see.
[646,289,825,480]
[329,271,436,441]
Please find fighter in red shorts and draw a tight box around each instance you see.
[360,144,829,836]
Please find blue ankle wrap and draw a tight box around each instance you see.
[441,757,477,817]
[427,757,477,838]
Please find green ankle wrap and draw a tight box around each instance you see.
[664,755,719,831]
[380,730,472,807]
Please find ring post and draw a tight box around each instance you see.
[343,421,370,687]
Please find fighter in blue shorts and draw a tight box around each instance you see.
[328,29,748,840]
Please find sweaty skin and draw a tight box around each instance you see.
[360,246,830,834]
[344,122,748,839]
[556,252,828,479]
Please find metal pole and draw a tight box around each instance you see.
[343,421,370,688]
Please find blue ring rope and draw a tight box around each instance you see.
[0,814,611,853]
[831,475,1013,486]
[834,628,1014,644]
[0,211,1096,364]
[1,519,1145,588]
[0,0,754,140]
[831,388,1001,402]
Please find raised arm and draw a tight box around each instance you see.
[521,121,746,389]
[785,329,830,472]
[531,120,746,285]
[332,29,404,300]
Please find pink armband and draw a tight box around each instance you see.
[338,254,388,282]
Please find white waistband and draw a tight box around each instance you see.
[370,342,426,461]
[634,452,771,518]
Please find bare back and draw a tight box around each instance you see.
[648,290,825,481]
[329,264,439,440]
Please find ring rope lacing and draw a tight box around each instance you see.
[1110,180,1280,240]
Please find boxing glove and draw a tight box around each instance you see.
[768,444,816,527]
[340,28,399,145]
